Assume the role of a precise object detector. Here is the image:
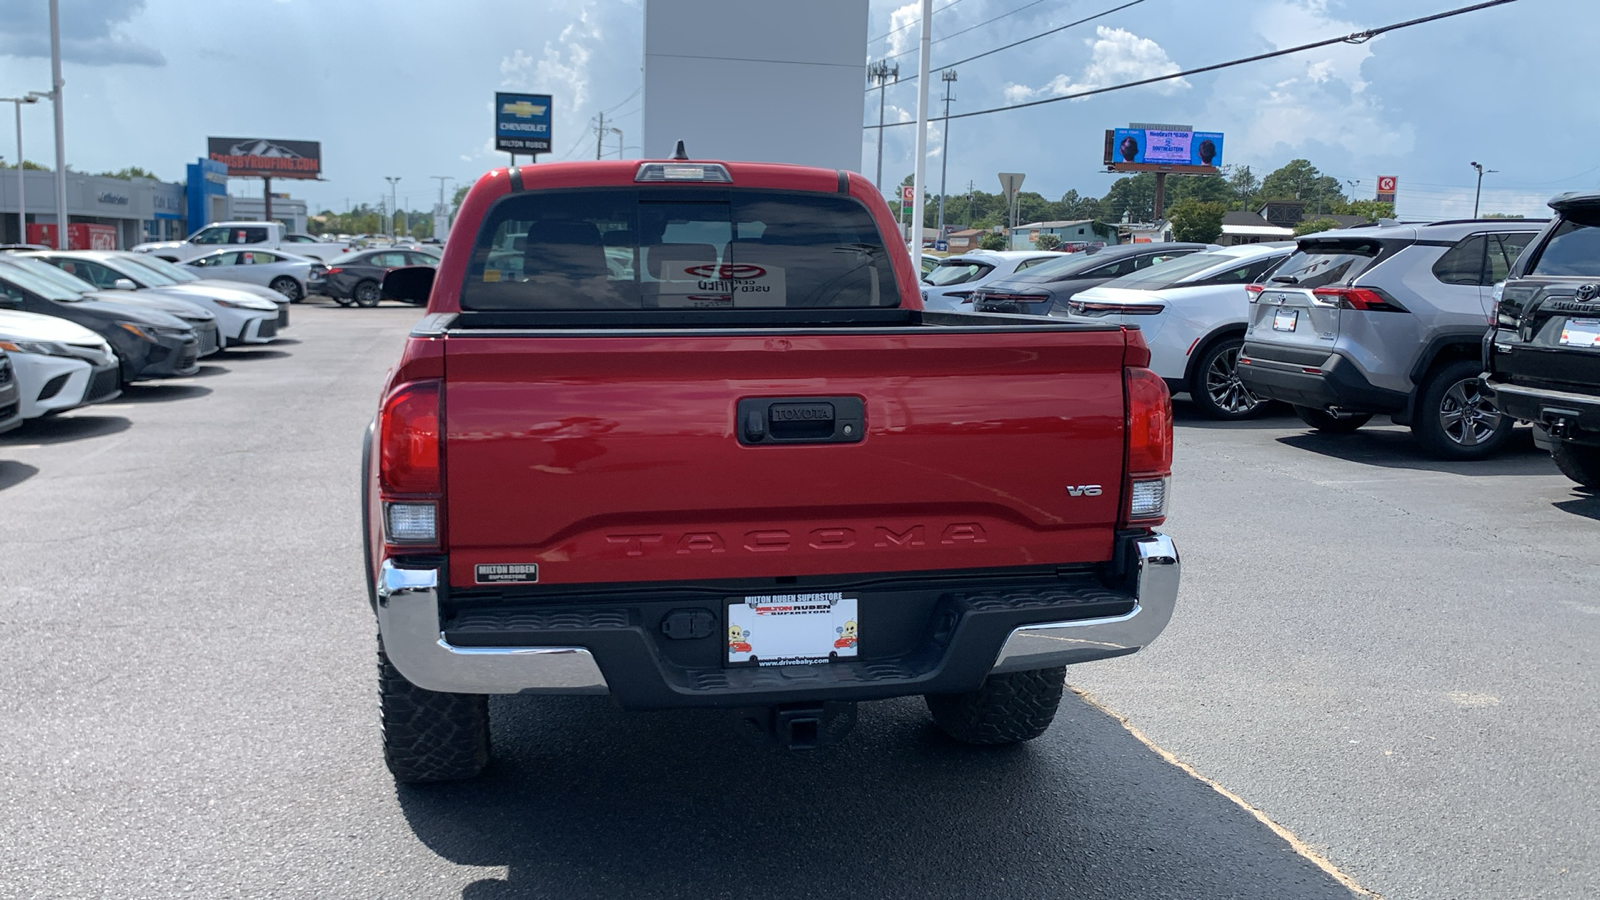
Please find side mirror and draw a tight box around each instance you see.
[381,265,435,305]
[112,278,137,290]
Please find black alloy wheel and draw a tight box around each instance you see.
[1190,337,1267,420]
[1412,359,1513,460]
[269,276,303,303]
[353,280,382,308]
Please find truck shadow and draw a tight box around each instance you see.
[1553,488,1600,521]
[397,693,1361,900]
[1274,426,1554,476]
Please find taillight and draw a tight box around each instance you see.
[1123,367,1172,527]
[379,380,443,547]
[1311,286,1406,312]
[325,267,343,275]
[1069,299,1165,316]
[1245,284,1265,302]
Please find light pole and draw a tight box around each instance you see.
[384,176,401,237]
[47,0,66,249]
[610,127,623,159]
[936,69,957,242]
[1,94,42,243]
[867,59,899,192]
[1470,161,1496,218]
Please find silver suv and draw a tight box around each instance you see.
[1238,219,1543,459]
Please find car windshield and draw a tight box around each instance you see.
[1530,208,1600,276]
[131,254,202,283]
[95,257,177,287]
[1102,252,1235,289]
[461,188,900,311]
[0,262,86,302]
[2,256,97,294]
[925,260,994,286]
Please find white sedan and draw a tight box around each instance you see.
[0,309,122,419]
[920,250,1065,311]
[1063,242,1294,419]
[183,249,325,303]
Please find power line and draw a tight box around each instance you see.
[867,0,1519,129]
[883,0,1143,73]
[869,0,969,44]
[599,86,641,114]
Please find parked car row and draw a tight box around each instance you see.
[0,248,288,433]
[956,208,1600,482]
[311,246,441,307]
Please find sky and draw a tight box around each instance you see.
[0,0,1593,221]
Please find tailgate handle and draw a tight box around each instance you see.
[737,397,864,446]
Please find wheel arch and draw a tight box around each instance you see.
[1399,332,1488,425]
[1182,323,1250,387]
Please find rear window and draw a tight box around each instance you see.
[1530,210,1600,277]
[461,188,899,311]
[1268,240,1383,289]
[925,260,993,286]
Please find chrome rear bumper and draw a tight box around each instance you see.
[376,562,609,695]
[989,532,1180,672]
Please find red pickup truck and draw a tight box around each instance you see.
[363,155,1180,782]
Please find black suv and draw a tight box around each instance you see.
[1483,191,1600,486]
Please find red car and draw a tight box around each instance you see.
[362,155,1181,782]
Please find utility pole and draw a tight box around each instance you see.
[430,176,452,208]
[47,0,67,249]
[966,179,974,229]
[910,0,933,274]
[867,60,899,192]
[936,69,956,242]
[596,112,605,160]
[384,176,400,237]
[1470,161,1496,217]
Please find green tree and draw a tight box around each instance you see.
[1294,217,1342,237]
[1228,165,1260,210]
[1337,199,1395,222]
[451,184,470,216]
[1261,159,1346,214]
[1168,199,1227,243]
[1101,174,1156,222]
[1034,233,1062,251]
[1167,175,1234,207]
[97,166,157,180]
[1058,189,1103,221]
[1483,212,1526,219]
[978,232,1008,251]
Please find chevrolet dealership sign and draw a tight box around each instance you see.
[496,92,553,154]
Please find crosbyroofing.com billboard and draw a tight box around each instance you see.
[207,137,322,179]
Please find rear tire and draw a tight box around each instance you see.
[1189,336,1267,420]
[1410,359,1513,460]
[269,276,303,303]
[1294,405,1372,433]
[353,280,382,307]
[1552,441,1600,488]
[379,638,490,783]
[925,667,1065,745]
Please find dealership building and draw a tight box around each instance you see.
[0,168,186,247]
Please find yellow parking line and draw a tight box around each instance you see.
[1071,686,1382,899]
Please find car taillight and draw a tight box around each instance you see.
[325,267,343,275]
[1245,284,1265,302]
[1123,366,1172,527]
[1069,300,1165,316]
[379,380,443,547]
[1311,286,1406,312]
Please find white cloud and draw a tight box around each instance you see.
[1001,26,1188,105]
[884,2,920,60]
[497,0,605,160]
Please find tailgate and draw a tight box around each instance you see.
[442,328,1129,587]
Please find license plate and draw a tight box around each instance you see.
[726,592,858,667]
[1559,318,1600,347]
[1273,308,1299,332]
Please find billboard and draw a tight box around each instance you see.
[207,137,321,179]
[1103,128,1224,172]
[496,92,553,154]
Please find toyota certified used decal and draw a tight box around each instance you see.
[475,563,539,585]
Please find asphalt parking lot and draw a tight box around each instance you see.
[0,301,1595,899]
